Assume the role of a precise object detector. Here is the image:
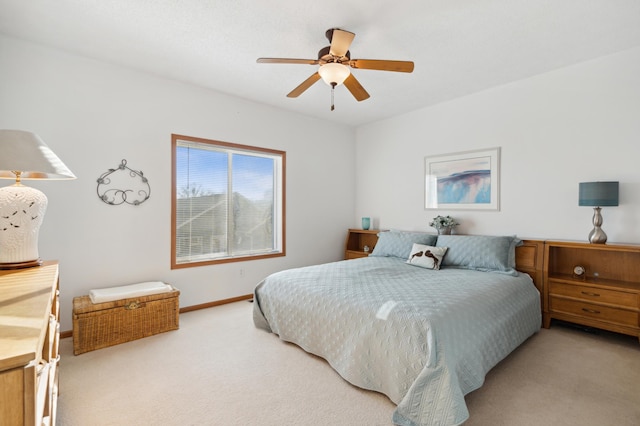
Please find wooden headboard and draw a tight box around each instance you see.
[515,239,545,296]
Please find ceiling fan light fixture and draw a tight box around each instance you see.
[318,62,350,86]
[257,28,411,102]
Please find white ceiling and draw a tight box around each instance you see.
[1,0,639,127]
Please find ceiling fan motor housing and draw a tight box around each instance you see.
[318,46,350,64]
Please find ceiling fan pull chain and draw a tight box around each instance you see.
[330,82,336,111]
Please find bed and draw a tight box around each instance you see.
[253,232,543,426]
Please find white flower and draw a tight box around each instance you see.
[429,215,459,229]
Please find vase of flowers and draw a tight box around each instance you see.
[429,215,459,235]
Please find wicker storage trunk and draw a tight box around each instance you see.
[72,287,179,355]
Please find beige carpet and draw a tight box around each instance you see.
[57,301,640,425]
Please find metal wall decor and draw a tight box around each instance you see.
[97,159,150,206]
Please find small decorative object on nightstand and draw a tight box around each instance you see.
[345,229,383,260]
[572,265,586,280]
[361,217,371,230]
[578,181,619,244]
[543,240,640,343]
[429,215,459,235]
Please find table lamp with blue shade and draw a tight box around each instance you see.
[579,181,619,244]
[0,130,76,269]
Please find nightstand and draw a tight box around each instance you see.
[543,241,640,343]
[344,229,383,260]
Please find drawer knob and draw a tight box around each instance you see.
[581,291,600,297]
[582,307,601,314]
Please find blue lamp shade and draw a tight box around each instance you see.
[578,182,619,207]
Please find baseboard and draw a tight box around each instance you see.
[60,294,253,338]
[179,294,253,313]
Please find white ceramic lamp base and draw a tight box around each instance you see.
[0,183,47,269]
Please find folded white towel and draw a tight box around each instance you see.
[89,281,173,304]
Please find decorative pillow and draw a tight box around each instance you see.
[435,235,522,276]
[406,244,448,270]
[370,231,438,259]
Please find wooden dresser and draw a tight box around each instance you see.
[0,262,60,426]
[543,241,640,342]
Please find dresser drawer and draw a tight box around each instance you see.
[550,297,638,327]
[549,281,637,308]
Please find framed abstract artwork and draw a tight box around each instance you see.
[424,147,500,210]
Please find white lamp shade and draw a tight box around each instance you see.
[318,63,351,86]
[0,129,76,180]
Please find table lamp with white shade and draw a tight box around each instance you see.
[0,129,76,269]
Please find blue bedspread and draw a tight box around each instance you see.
[253,256,541,425]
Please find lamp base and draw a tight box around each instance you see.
[0,183,47,264]
[588,206,607,244]
[0,258,43,270]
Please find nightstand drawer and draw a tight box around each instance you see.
[550,297,638,327]
[345,250,369,260]
[549,281,637,308]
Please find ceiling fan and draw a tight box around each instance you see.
[257,28,414,110]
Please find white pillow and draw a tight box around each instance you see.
[406,244,448,270]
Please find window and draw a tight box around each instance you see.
[171,134,285,268]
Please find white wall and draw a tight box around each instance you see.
[0,35,356,331]
[355,47,640,244]
[4,33,639,331]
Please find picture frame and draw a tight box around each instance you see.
[424,147,500,210]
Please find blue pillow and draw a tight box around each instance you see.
[371,231,438,259]
[435,235,522,276]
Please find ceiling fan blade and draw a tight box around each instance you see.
[287,72,321,98]
[343,74,370,102]
[349,59,414,73]
[329,29,355,58]
[257,58,319,65]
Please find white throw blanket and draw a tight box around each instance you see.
[89,281,173,304]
